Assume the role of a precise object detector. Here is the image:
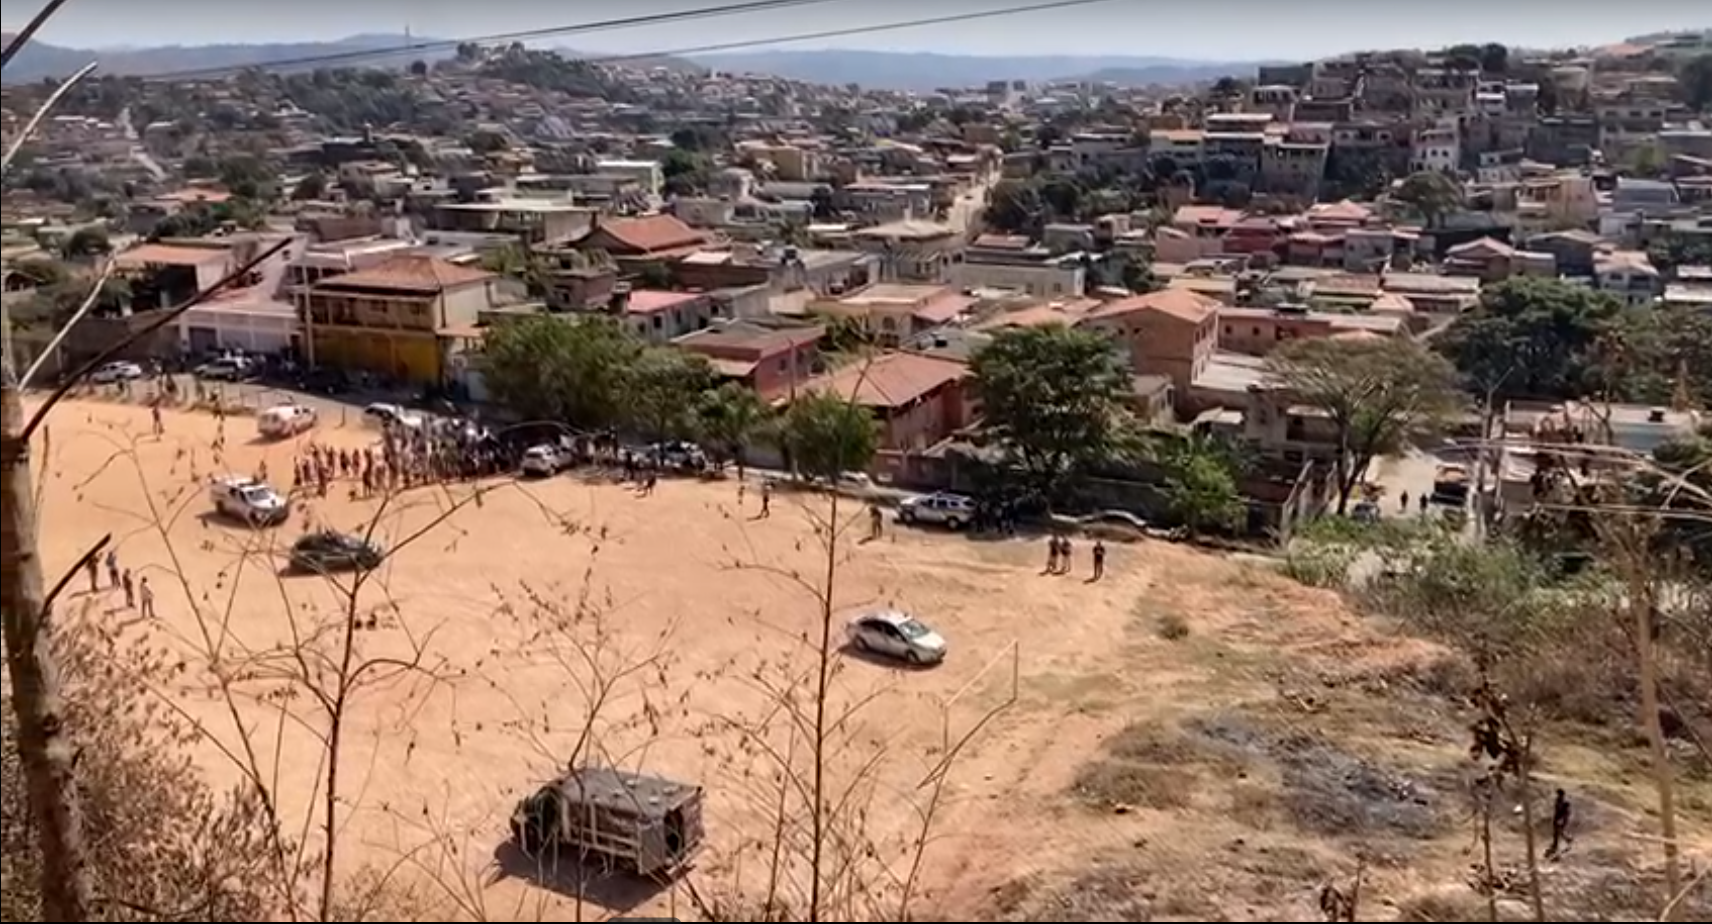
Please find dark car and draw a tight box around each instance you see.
[288,531,384,574]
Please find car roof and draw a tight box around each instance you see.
[854,608,915,626]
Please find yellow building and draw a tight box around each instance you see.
[305,254,495,385]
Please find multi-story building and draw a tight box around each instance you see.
[304,254,497,384]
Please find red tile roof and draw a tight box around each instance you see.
[595,215,706,254]
[807,352,968,409]
[316,254,493,293]
[1084,288,1220,325]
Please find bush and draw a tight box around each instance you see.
[2,616,284,922]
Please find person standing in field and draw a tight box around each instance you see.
[121,569,135,609]
[139,577,155,619]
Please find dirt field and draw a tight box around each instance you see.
[28,397,1710,922]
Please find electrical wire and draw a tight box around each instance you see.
[135,0,850,81]
[139,0,1121,83]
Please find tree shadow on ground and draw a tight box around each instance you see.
[489,839,671,913]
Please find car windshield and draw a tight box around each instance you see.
[895,618,931,639]
[237,486,275,503]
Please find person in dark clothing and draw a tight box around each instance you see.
[1549,788,1572,857]
[1091,540,1106,580]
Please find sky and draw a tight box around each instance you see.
[4,0,1706,61]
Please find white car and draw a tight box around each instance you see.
[519,443,574,477]
[257,404,318,439]
[845,609,947,665]
[90,361,146,384]
[208,475,289,526]
[362,403,423,430]
[896,492,976,530]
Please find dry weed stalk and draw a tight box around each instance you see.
[1465,675,1545,922]
[689,477,1010,923]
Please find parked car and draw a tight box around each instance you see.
[194,356,253,381]
[896,491,976,530]
[519,443,575,477]
[288,531,385,574]
[647,440,707,471]
[845,609,948,665]
[208,475,289,526]
[256,404,318,439]
[89,361,145,384]
[362,403,423,430]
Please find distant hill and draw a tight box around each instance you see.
[690,49,1265,90]
[0,33,450,83]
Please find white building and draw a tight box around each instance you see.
[595,159,665,198]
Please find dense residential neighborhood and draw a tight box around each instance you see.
[2,14,1711,924]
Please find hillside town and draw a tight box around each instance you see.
[2,16,1710,924]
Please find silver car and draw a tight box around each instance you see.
[845,609,947,665]
[895,491,976,530]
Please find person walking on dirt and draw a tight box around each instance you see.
[86,555,100,594]
[139,577,155,619]
[151,403,164,437]
[1549,789,1572,857]
[869,504,884,540]
[1059,537,1075,576]
[1418,493,1429,514]
[1092,540,1106,580]
[1398,490,1409,513]
[1046,536,1060,574]
[759,482,772,518]
[121,569,135,609]
[105,549,120,590]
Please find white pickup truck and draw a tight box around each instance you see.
[208,475,289,526]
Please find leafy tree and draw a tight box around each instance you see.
[217,155,278,202]
[1479,42,1510,75]
[625,347,717,444]
[57,227,110,260]
[466,130,510,155]
[479,315,642,425]
[1266,337,1462,515]
[7,259,70,289]
[1681,53,1712,112]
[290,172,327,201]
[1392,170,1463,227]
[970,325,1131,506]
[1158,435,1246,536]
[1647,233,1712,274]
[779,391,878,479]
[660,148,711,197]
[696,382,772,477]
[984,179,1043,235]
[1436,277,1627,401]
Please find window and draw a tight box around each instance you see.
[1252,326,1261,336]
[1223,325,1233,337]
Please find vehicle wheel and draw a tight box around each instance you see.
[852,633,869,651]
[905,648,922,665]
[946,517,964,531]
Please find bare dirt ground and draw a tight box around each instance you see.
[29,396,1711,922]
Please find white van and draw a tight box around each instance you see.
[257,404,318,439]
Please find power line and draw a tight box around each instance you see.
[138,0,849,81]
[580,0,1122,70]
[143,0,1121,83]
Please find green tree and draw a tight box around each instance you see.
[779,391,878,480]
[1266,337,1462,515]
[696,382,772,478]
[660,148,711,197]
[1681,53,1712,112]
[290,171,327,201]
[1392,170,1463,227]
[984,179,1043,235]
[1436,277,1628,400]
[1158,435,1246,537]
[479,315,642,425]
[970,325,1131,506]
[216,155,277,202]
[626,347,717,444]
[1479,42,1510,75]
[6,259,70,289]
[57,227,110,260]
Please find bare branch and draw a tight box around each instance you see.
[1,60,97,173]
[0,0,71,71]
